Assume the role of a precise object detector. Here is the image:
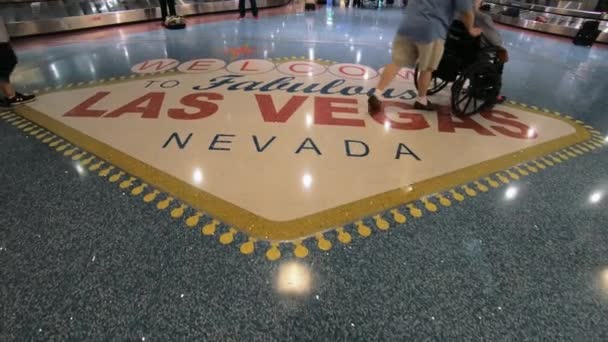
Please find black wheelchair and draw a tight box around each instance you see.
[414,21,506,115]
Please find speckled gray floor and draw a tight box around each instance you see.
[1,4,608,341]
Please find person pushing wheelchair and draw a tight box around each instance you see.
[368,0,481,114]
[369,0,508,114]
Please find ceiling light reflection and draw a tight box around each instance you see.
[505,186,518,200]
[302,173,313,189]
[305,114,313,127]
[527,127,536,138]
[193,168,203,185]
[276,261,312,295]
[599,268,608,294]
[75,163,85,176]
[589,191,603,204]
[384,121,391,131]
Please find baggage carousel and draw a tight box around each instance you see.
[0,0,290,37]
[484,0,608,43]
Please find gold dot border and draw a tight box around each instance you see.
[2,59,606,261]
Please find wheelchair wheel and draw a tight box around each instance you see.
[451,62,500,116]
[414,65,449,96]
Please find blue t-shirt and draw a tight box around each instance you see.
[397,0,473,43]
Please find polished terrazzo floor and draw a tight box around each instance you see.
[1,2,608,340]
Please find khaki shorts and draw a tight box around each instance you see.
[392,35,445,71]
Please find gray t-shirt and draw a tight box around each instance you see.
[397,0,473,44]
[0,16,9,43]
[475,11,502,47]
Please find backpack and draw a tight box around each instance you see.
[573,21,600,46]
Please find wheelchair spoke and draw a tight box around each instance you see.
[464,95,473,113]
[456,91,470,105]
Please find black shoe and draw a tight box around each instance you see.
[413,100,439,111]
[368,94,382,114]
[8,92,36,105]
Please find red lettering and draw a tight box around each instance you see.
[137,59,178,71]
[168,93,223,120]
[64,92,110,117]
[289,63,314,74]
[339,65,365,77]
[255,94,308,123]
[240,61,258,72]
[372,101,429,130]
[437,107,495,136]
[314,97,364,127]
[481,110,537,139]
[396,69,415,81]
[187,60,214,71]
[104,92,165,118]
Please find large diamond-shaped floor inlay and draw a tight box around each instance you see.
[11,58,594,246]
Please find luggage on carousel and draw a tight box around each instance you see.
[573,20,600,46]
[501,8,520,17]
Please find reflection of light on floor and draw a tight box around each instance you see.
[302,173,313,189]
[193,168,203,185]
[384,121,391,132]
[527,127,536,138]
[589,191,603,204]
[505,186,518,200]
[305,114,313,127]
[277,261,311,295]
[599,268,608,295]
[75,163,85,176]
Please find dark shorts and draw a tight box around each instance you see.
[0,43,18,82]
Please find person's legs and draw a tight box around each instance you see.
[239,0,246,17]
[0,43,17,98]
[376,64,400,94]
[167,0,177,16]
[368,35,417,114]
[0,82,16,98]
[0,43,35,105]
[413,39,444,110]
[251,0,258,17]
[159,0,168,21]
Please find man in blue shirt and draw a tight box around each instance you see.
[369,0,480,113]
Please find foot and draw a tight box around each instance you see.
[164,16,184,26]
[413,100,439,111]
[8,92,36,105]
[496,95,506,104]
[238,15,245,20]
[368,94,382,114]
[254,15,259,20]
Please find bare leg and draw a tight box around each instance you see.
[0,81,16,98]
[368,63,399,114]
[416,70,432,99]
[376,63,399,93]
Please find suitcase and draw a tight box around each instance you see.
[501,8,520,17]
[573,21,600,46]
